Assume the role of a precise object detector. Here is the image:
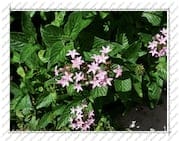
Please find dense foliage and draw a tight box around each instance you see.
[10,11,167,131]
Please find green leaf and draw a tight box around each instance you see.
[148,82,162,107]
[11,51,20,63]
[28,116,39,131]
[41,24,63,47]
[36,92,57,109]
[89,86,108,102]
[16,94,32,115]
[10,32,28,52]
[133,75,143,98]
[142,11,162,26]
[64,12,95,40]
[51,11,66,27]
[17,66,25,78]
[114,78,132,92]
[99,11,109,19]
[21,12,37,42]
[156,57,167,80]
[38,50,49,63]
[66,84,75,95]
[48,41,74,68]
[122,41,142,63]
[20,44,39,63]
[116,33,129,48]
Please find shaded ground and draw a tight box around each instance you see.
[111,92,167,131]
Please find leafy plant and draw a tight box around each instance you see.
[10,11,167,131]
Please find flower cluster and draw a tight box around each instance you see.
[69,104,95,131]
[54,46,122,92]
[148,28,167,57]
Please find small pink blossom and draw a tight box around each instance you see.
[149,48,158,57]
[57,78,69,87]
[87,62,100,74]
[160,28,167,36]
[74,83,83,92]
[61,72,73,82]
[100,46,111,54]
[73,72,84,82]
[71,56,84,69]
[98,53,109,64]
[90,77,101,88]
[96,70,107,80]
[158,35,167,45]
[113,65,122,78]
[66,49,79,59]
[91,54,101,63]
[148,41,158,49]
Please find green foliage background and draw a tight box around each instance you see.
[10,11,167,131]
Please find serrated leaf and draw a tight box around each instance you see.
[20,44,39,63]
[51,11,66,27]
[10,32,28,52]
[148,82,162,107]
[36,93,57,109]
[41,24,63,47]
[16,94,32,115]
[11,51,20,63]
[21,12,37,42]
[142,11,162,26]
[64,12,95,40]
[89,86,108,102]
[132,75,143,98]
[122,41,142,63]
[48,41,74,68]
[114,78,132,92]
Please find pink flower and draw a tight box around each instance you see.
[98,53,109,64]
[90,77,101,88]
[100,46,111,54]
[113,65,122,78]
[57,72,73,87]
[104,77,113,86]
[96,70,107,80]
[160,28,167,36]
[71,56,84,69]
[148,41,158,49]
[73,72,84,82]
[149,48,158,57]
[74,83,83,92]
[66,49,79,59]
[158,35,167,45]
[61,72,73,82]
[54,65,59,76]
[57,78,69,87]
[91,54,101,63]
[87,62,100,74]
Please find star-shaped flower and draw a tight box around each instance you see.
[149,48,158,57]
[61,72,73,82]
[90,77,101,88]
[113,65,123,78]
[98,53,109,64]
[73,72,84,82]
[100,46,112,54]
[160,28,167,36]
[71,56,84,69]
[87,62,100,74]
[66,49,79,59]
[57,78,69,87]
[74,83,83,92]
[148,41,158,49]
[96,70,107,80]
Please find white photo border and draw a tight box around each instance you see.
[0,0,178,141]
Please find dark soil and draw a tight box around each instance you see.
[111,92,167,131]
